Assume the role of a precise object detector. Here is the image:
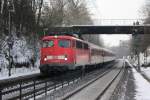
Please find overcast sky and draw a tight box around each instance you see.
[101,34,131,47]
[90,0,145,19]
[86,0,145,47]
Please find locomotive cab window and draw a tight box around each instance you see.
[59,40,70,48]
[42,40,54,48]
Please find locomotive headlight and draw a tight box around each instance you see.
[44,58,47,61]
[64,57,68,60]
[64,54,67,60]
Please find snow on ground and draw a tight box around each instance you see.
[12,36,34,65]
[0,67,40,80]
[141,67,150,80]
[129,52,150,80]
[0,33,41,80]
[132,68,150,100]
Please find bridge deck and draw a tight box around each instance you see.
[46,25,150,34]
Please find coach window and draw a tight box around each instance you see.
[59,40,70,48]
[84,43,88,50]
[76,41,83,49]
[72,40,76,48]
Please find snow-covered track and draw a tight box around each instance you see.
[60,60,125,100]
[110,61,131,100]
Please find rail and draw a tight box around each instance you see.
[61,61,124,100]
[96,60,126,100]
[109,61,130,100]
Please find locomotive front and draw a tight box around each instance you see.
[39,36,75,74]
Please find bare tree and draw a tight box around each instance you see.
[36,0,43,27]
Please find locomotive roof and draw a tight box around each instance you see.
[42,35,85,42]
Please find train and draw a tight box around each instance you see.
[39,35,116,74]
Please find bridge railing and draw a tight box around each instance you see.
[93,19,144,25]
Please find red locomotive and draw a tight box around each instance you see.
[39,35,116,74]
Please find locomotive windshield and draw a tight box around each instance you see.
[42,40,54,47]
[58,40,70,48]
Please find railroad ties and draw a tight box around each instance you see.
[38,59,129,100]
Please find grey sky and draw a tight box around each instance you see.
[89,0,145,19]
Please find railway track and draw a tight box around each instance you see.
[0,60,117,100]
[58,60,125,100]
[109,61,130,100]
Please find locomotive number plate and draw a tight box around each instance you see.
[47,55,65,59]
[53,56,58,59]
[58,56,65,59]
[47,56,53,59]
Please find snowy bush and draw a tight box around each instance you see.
[0,31,41,78]
[0,54,9,70]
[11,36,35,67]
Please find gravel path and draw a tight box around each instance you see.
[124,69,136,100]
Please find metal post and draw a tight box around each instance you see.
[0,91,2,100]
[45,81,47,96]
[0,86,2,100]
[82,65,85,78]
[102,51,104,66]
[33,80,36,100]
[19,82,22,100]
